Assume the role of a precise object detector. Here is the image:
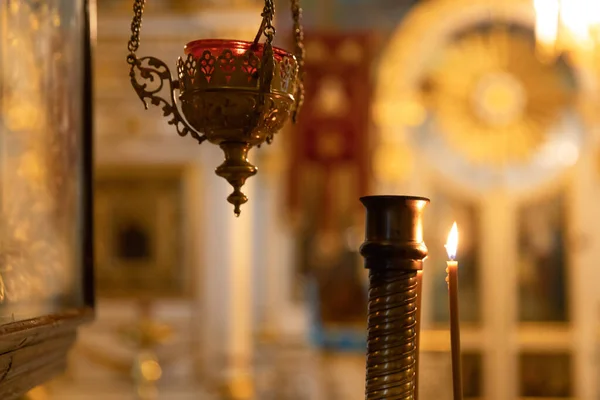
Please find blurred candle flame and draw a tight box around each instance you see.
[533,0,600,61]
[445,222,459,260]
[533,0,560,60]
[560,0,593,46]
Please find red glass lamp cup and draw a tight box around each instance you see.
[177,39,297,144]
[176,39,299,215]
[185,39,292,59]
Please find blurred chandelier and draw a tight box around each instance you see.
[533,0,600,62]
[127,0,305,216]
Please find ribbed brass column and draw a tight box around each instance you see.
[359,196,429,400]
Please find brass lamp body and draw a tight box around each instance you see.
[127,0,304,216]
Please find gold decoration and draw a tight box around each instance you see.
[424,27,574,165]
[218,374,255,400]
[77,302,177,400]
[23,386,51,400]
[373,96,426,128]
[338,40,363,64]
[374,0,589,191]
[314,76,349,117]
[316,131,345,159]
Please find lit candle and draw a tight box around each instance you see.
[445,222,463,400]
[533,0,560,62]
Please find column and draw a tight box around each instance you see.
[198,146,255,399]
[253,154,285,339]
[570,152,598,400]
[481,192,518,400]
[253,141,304,339]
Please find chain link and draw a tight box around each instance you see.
[261,0,276,43]
[127,0,146,65]
[291,0,305,122]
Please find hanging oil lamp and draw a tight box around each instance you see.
[127,0,305,216]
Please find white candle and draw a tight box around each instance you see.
[445,222,463,400]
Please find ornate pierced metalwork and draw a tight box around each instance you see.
[127,0,304,216]
[176,44,297,142]
[129,56,205,144]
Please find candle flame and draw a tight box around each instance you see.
[533,0,560,51]
[445,222,458,260]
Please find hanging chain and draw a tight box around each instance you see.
[291,0,305,122]
[257,0,276,45]
[126,0,304,121]
[127,0,146,65]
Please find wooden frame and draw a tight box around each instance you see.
[0,0,95,397]
[94,165,192,299]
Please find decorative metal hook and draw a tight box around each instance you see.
[129,56,206,144]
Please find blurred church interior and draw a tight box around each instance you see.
[3,0,600,399]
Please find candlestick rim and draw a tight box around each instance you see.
[360,195,430,204]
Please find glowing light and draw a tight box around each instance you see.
[140,359,162,381]
[399,99,427,127]
[560,0,593,48]
[590,1,600,28]
[445,222,459,260]
[534,0,560,59]
[533,0,600,60]
[557,141,579,165]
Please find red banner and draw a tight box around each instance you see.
[288,33,373,228]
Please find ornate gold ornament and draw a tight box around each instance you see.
[424,27,573,166]
[375,0,586,192]
[127,0,305,215]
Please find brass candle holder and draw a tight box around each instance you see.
[127,0,305,215]
[360,195,429,400]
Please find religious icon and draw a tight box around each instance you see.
[520,353,571,397]
[94,168,188,298]
[314,76,349,117]
[518,192,568,322]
